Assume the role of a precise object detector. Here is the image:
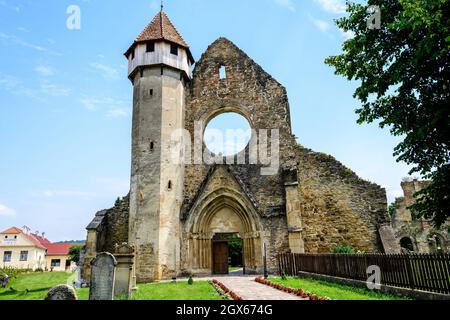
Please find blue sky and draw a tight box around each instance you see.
[0,0,413,241]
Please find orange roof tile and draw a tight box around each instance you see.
[31,233,52,246]
[0,227,22,234]
[125,11,194,63]
[136,11,189,48]
[46,243,72,256]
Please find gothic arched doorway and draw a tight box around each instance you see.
[184,187,263,275]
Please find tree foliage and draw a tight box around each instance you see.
[325,0,450,227]
[69,246,82,264]
[332,244,355,254]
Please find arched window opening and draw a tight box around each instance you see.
[400,237,414,253]
[219,65,226,80]
[204,112,251,157]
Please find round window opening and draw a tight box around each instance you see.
[204,112,252,157]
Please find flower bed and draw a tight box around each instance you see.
[210,279,243,301]
[255,277,331,300]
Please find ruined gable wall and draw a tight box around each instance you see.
[183,38,297,218]
[96,195,130,253]
[296,145,389,253]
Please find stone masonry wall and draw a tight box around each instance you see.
[96,195,130,254]
[296,145,389,253]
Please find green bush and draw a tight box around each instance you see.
[332,244,355,254]
[187,275,194,285]
[0,267,31,281]
[281,274,287,281]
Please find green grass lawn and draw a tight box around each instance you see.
[0,272,222,300]
[270,277,412,300]
[132,281,223,300]
[229,266,243,272]
[0,272,75,300]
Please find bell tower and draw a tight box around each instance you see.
[125,9,194,282]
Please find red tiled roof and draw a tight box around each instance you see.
[24,233,47,250]
[0,227,22,234]
[45,243,72,256]
[136,11,189,47]
[125,11,194,63]
[31,233,51,246]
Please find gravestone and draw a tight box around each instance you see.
[89,252,117,300]
[44,285,78,300]
[114,243,135,299]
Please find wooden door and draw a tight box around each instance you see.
[213,242,229,274]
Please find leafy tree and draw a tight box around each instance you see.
[325,0,450,227]
[388,202,397,217]
[69,246,82,264]
[115,197,122,207]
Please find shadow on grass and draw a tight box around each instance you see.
[0,287,51,298]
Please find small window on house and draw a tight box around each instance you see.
[170,44,178,56]
[20,251,28,261]
[168,180,172,190]
[4,236,7,239]
[3,251,12,262]
[146,42,155,53]
[51,259,61,267]
[14,235,17,239]
[219,65,226,80]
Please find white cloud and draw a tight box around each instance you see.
[90,62,119,80]
[313,0,346,14]
[0,204,16,217]
[0,0,21,12]
[273,0,296,12]
[0,73,70,98]
[35,66,54,76]
[0,32,61,55]
[0,73,36,97]
[41,190,98,198]
[340,29,355,40]
[382,185,405,204]
[309,15,330,32]
[39,80,71,96]
[17,27,30,33]
[80,96,131,118]
[107,108,131,118]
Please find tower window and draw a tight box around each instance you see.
[149,89,153,96]
[219,65,226,80]
[150,141,154,151]
[146,42,155,53]
[168,180,172,190]
[131,49,135,60]
[170,44,178,56]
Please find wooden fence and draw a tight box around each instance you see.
[277,253,450,295]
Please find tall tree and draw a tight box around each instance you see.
[325,0,450,227]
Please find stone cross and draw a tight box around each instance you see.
[113,243,135,299]
[89,252,117,300]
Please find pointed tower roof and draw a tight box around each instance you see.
[137,11,188,47]
[125,11,194,63]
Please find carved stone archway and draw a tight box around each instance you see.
[184,186,264,275]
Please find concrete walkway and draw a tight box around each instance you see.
[216,277,305,300]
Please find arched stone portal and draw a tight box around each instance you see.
[183,184,264,275]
